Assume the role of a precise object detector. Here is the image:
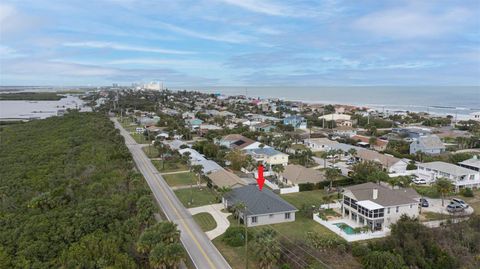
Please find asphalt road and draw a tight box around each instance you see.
[112,118,232,269]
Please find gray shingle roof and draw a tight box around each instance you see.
[224,185,297,216]
[345,182,419,207]
[419,161,477,176]
[416,135,445,149]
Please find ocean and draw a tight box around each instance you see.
[183,86,480,119]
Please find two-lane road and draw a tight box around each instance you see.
[112,118,231,269]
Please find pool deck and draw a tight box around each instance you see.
[313,214,390,242]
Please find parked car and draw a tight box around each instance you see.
[451,198,469,209]
[412,178,427,185]
[346,159,356,165]
[420,198,429,207]
[447,203,465,213]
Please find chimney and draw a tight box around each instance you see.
[372,188,378,200]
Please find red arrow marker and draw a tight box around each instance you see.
[257,164,265,191]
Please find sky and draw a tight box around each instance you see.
[0,0,479,87]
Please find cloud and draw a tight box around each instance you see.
[0,45,24,58]
[62,41,194,54]
[0,3,40,38]
[217,0,293,16]
[354,5,472,39]
[156,22,253,44]
[216,0,343,18]
[1,58,218,85]
[106,58,222,69]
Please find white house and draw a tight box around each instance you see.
[416,161,480,190]
[245,147,289,167]
[318,113,351,121]
[409,135,446,155]
[342,182,420,231]
[469,111,480,122]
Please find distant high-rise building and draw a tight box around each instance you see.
[144,81,163,90]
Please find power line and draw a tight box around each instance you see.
[240,206,332,269]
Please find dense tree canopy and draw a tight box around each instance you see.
[0,112,156,268]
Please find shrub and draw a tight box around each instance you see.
[299,182,315,191]
[222,227,251,247]
[306,232,347,251]
[460,187,474,197]
[351,243,370,258]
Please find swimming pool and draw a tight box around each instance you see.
[334,223,358,235]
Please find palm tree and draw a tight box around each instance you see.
[319,151,329,169]
[435,177,453,206]
[216,186,231,203]
[348,148,357,160]
[149,243,185,269]
[325,167,340,190]
[232,202,246,225]
[154,141,169,170]
[251,228,281,269]
[322,195,335,209]
[388,177,398,189]
[191,164,203,186]
[271,164,285,180]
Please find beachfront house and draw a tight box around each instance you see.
[222,185,297,227]
[415,161,480,190]
[342,182,420,231]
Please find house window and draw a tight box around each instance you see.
[285,212,291,219]
[269,214,274,218]
[251,216,257,223]
[396,206,399,213]
[410,204,412,208]
[387,207,390,214]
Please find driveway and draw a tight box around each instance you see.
[421,198,475,215]
[189,203,232,240]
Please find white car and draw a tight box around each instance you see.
[451,198,469,209]
[412,178,427,185]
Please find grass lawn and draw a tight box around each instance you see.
[118,117,138,132]
[282,189,331,208]
[131,133,149,144]
[192,212,217,232]
[142,145,158,158]
[152,160,189,173]
[212,215,259,269]
[420,211,452,221]
[278,190,342,241]
[163,172,198,187]
[174,187,218,208]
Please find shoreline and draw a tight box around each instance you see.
[172,88,479,119]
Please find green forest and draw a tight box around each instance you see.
[0,112,158,268]
[0,92,65,100]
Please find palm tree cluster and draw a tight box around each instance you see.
[251,228,282,269]
[136,221,185,269]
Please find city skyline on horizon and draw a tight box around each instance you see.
[1,0,479,86]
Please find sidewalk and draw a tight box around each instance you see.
[189,203,232,240]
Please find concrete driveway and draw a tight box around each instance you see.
[421,198,474,215]
[189,203,232,240]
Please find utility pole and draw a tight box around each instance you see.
[244,205,248,269]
